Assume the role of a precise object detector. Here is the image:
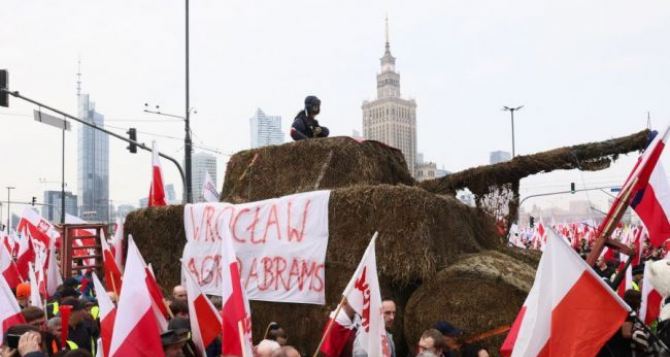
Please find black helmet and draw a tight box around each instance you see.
[304,95,321,115]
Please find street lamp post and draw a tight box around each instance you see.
[503,105,524,158]
[185,0,193,204]
[6,186,14,231]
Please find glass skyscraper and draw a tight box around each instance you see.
[191,152,217,202]
[249,108,284,148]
[77,94,110,222]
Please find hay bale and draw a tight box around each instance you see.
[403,251,536,354]
[124,184,501,355]
[221,137,415,203]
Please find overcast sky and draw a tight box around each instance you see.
[1,0,669,219]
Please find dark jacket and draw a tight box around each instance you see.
[291,111,329,140]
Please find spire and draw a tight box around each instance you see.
[76,57,82,97]
[385,14,390,53]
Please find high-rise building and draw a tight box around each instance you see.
[490,150,512,165]
[362,18,417,177]
[165,184,177,204]
[77,92,110,223]
[191,152,217,202]
[41,191,78,223]
[250,108,284,148]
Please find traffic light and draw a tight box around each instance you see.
[0,70,8,108]
[127,128,137,153]
[31,196,36,206]
[529,216,535,228]
[570,182,576,194]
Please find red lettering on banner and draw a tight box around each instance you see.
[289,259,301,288]
[187,258,201,284]
[188,206,204,241]
[203,206,220,242]
[261,257,274,291]
[231,208,251,243]
[354,267,371,332]
[249,207,264,244]
[200,255,222,286]
[287,200,311,242]
[215,206,235,241]
[262,204,282,242]
[273,256,289,291]
[310,264,325,292]
[245,257,258,290]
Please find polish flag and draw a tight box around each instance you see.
[16,208,59,250]
[202,170,220,203]
[616,253,633,298]
[15,233,35,281]
[501,229,630,357]
[101,233,123,295]
[109,237,164,357]
[0,274,26,345]
[148,141,167,207]
[111,218,125,269]
[631,161,670,247]
[93,273,117,357]
[640,263,662,325]
[28,262,43,309]
[182,265,222,356]
[221,227,253,357]
[0,243,22,289]
[600,126,670,246]
[319,308,358,357]
[341,233,390,357]
[44,244,62,298]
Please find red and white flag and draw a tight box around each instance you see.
[148,141,167,207]
[342,233,390,357]
[0,242,22,290]
[109,237,164,357]
[44,243,62,298]
[28,262,43,309]
[631,160,670,247]
[183,265,222,356]
[16,208,59,250]
[101,232,123,295]
[15,233,35,281]
[93,272,117,357]
[0,274,26,345]
[640,263,662,325]
[501,229,630,357]
[221,227,253,357]
[603,126,670,247]
[111,218,125,269]
[202,170,219,203]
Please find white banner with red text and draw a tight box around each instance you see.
[182,190,330,305]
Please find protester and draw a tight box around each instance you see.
[271,346,301,357]
[266,327,288,347]
[255,339,281,357]
[319,302,358,357]
[20,307,46,332]
[417,329,445,356]
[161,328,191,357]
[166,317,199,357]
[434,321,484,357]
[353,297,396,357]
[59,298,98,354]
[172,285,187,302]
[169,300,189,319]
[291,95,329,140]
[2,324,49,357]
[15,283,31,309]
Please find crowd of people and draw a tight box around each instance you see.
[0,269,496,357]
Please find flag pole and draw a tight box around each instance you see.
[312,295,347,357]
[238,320,248,357]
[585,177,637,267]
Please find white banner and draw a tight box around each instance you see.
[182,190,330,304]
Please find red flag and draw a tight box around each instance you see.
[15,234,35,281]
[101,235,123,295]
[0,243,22,290]
[183,265,222,355]
[319,309,357,357]
[501,229,629,357]
[640,263,663,325]
[60,305,72,349]
[93,273,116,357]
[109,237,164,357]
[0,274,26,345]
[221,227,253,356]
[148,141,167,207]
